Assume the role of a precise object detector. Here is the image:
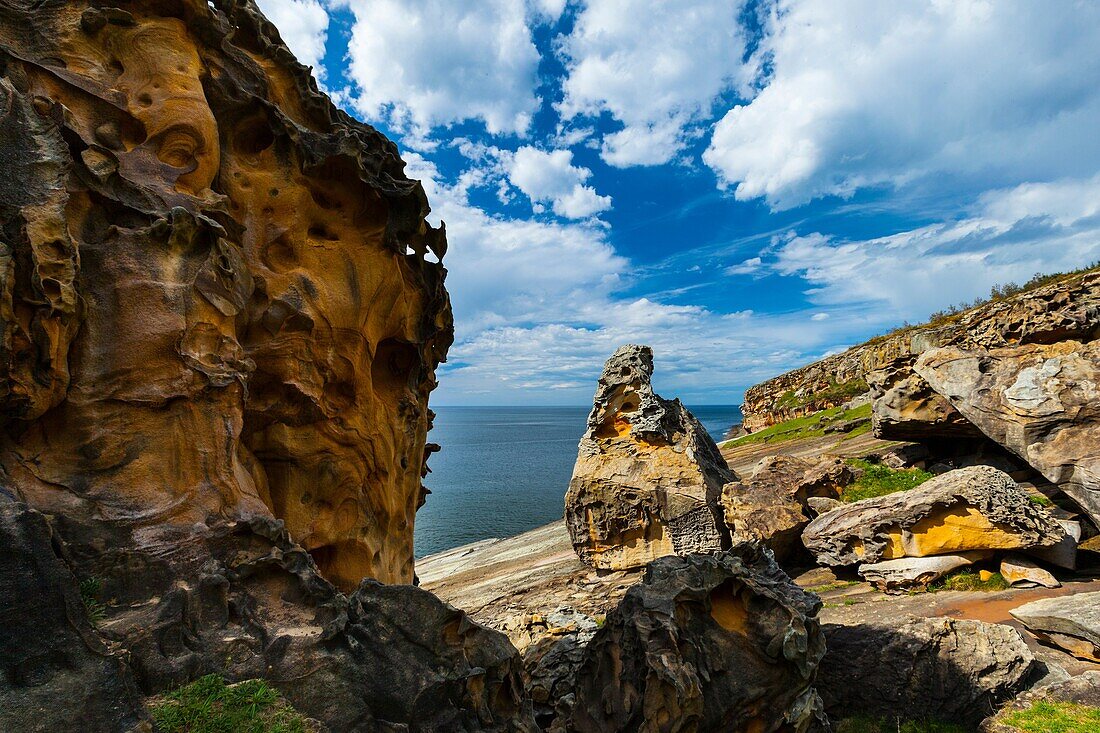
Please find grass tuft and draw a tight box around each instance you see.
[1002,700,1100,732]
[842,459,933,503]
[150,674,312,733]
[79,577,107,626]
[929,569,1009,593]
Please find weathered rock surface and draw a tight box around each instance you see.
[58,510,535,732]
[0,500,149,733]
[559,546,826,733]
[741,269,1099,441]
[1000,554,1060,588]
[819,617,1037,727]
[858,551,990,593]
[802,466,1066,566]
[1011,591,1100,662]
[916,340,1100,529]
[565,345,735,570]
[0,0,452,590]
[722,455,852,560]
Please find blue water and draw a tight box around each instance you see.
[414,405,743,557]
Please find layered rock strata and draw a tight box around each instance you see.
[1011,592,1100,662]
[0,0,451,590]
[916,341,1100,529]
[802,466,1066,567]
[558,546,827,733]
[565,345,735,570]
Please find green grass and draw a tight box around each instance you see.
[724,403,872,448]
[775,378,869,412]
[842,459,933,503]
[835,716,968,733]
[1001,700,1100,732]
[928,569,1009,593]
[1028,494,1054,507]
[150,675,311,733]
[79,577,106,626]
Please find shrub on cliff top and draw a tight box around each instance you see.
[150,674,314,733]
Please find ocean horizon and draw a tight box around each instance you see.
[414,404,742,558]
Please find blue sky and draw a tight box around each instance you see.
[257,0,1100,405]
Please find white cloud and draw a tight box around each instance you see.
[810,313,829,322]
[256,0,330,70]
[506,147,612,219]
[557,0,748,166]
[343,0,541,138]
[704,0,1100,208]
[725,256,762,275]
[770,175,1100,318]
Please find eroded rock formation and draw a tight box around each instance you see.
[819,617,1037,728]
[916,341,1100,529]
[559,546,827,733]
[802,466,1066,567]
[565,345,735,570]
[721,454,853,561]
[0,0,452,589]
[740,268,1098,440]
[0,499,149,733]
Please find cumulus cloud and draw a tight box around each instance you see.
[506,147,612,219]
[704,0,1100,208]
[770,175,1100,319]
[342,0,541,138]
[557,0,748,166]
[256,0,330,70]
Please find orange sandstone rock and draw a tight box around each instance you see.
[0,0,452,589]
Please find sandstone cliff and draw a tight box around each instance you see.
[0,0,452,590]
[741,268,1098,437]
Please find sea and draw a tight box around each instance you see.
[414,404,743,558]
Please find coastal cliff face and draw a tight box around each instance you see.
[740,270,1099,438]
[0,0,452,589]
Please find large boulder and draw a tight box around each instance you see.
[0,501,150,733]
[1010,592,1100,662]
[916,341,1100,529]
[565,345,735,570]
[857,552,990,593]
[802,466,1066,566]
[558,546,827,733]
[819,617,1037,728]
[0,0,452,592]
[722,455,853,561]
[47,513,537,732]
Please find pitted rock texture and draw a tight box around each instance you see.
[802,466,1066,566]
[0,0,452,589]
[564,345,735,570]
[0,500,149,733]
[819,617,1037,728]
[722,454,853,561]
[916,341,1100,529]
[558,546,827,733]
